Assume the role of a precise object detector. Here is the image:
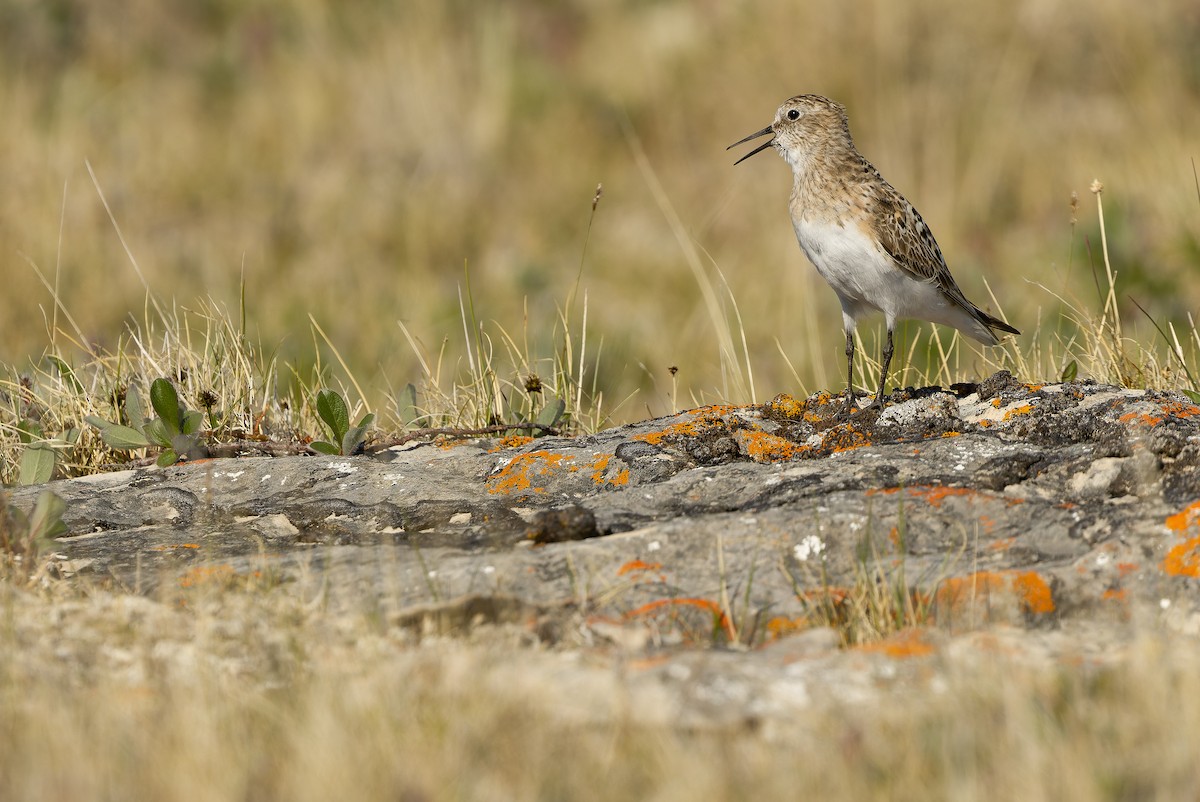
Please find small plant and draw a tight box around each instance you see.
[86,378,205,467]
[782,497,952,647]
[0,489,67,580]
[14,419,80,485]
[310,388,375,455]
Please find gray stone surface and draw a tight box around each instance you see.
[10,374,1200,729]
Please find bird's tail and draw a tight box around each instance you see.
[974,306,1020,343]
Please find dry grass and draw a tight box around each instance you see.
[2,580,1200,802]
[1,0,1198,416]
[3,4,1200,796]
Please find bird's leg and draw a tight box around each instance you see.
[867,327,895,410]
[841,329,858,414]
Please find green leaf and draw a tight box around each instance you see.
[15,419,43,444]
[19,444,56,486]
[340,417,372,453]
[47,355,85,395]
[1183,389,1200,404]
[181,409,204,436]
[27,491,67,546]
[316,389,350,441]
[125,386,146,433]
[156,449,181,468]
[143,419,173,448]
[85,415,114,431]
[398,382,419,427]
[99,424,152,450]
[64,427,81,445]
[535,397,566,429]
[150,378,182,434]
[1061,360,1078,382]
[309,440,340,455]
[171,432,205,461]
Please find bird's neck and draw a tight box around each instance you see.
[786,142,858,199]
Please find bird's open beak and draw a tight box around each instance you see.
[727,125,775,165]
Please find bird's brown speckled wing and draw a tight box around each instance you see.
[859,161,966,295]
[863,163,1020,336]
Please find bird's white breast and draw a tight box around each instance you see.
[791,215,980,334]
[792,217,900,313]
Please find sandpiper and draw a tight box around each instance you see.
[729,94,1019,412]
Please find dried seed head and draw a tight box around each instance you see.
[1089,179,1103,195]
[524,374,543,394]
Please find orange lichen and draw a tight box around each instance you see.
[1163,536,1200,578]
[1116,562,1139,577]
[486,449,576,495]
[633,405,741,446]
[1003,403,1034,420]
[798,586,851,605]
[935,570,1055,617]
[767,393,807,419]
[589,454,630,488]
[1024,383,1044,392]
[489,435,534,451]
[825,424,872,453]
[1119,411,1164,426]
[857,628,935,658]
[937,571,1006,606]
[1011,571,1055,614]
[625,597,733,640]
[991,398,1002,408]
[765,615,808,638]
[1102,588,1128,602]
[1160,401,1200,419]
[617,560,663,576]
[988,536,1016,551]
[436,439,476,451]
[978,419,994,428]
[150,543,200,552]
[870,485,1022,509]
[178,564,261,588]
[1166,501,1200,534]
[1118,400,1200,427]
[737,430,809,462]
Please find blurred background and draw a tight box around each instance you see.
[1,0,1198,420]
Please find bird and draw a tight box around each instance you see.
[728,94,1019,413]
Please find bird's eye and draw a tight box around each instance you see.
[786,109,800,121]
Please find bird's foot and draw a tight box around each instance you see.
[848,392,889,421]
[838,390,861,419]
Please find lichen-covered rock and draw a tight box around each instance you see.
[9,375,1200,638]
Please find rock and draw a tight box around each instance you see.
[7,375,1200,731]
